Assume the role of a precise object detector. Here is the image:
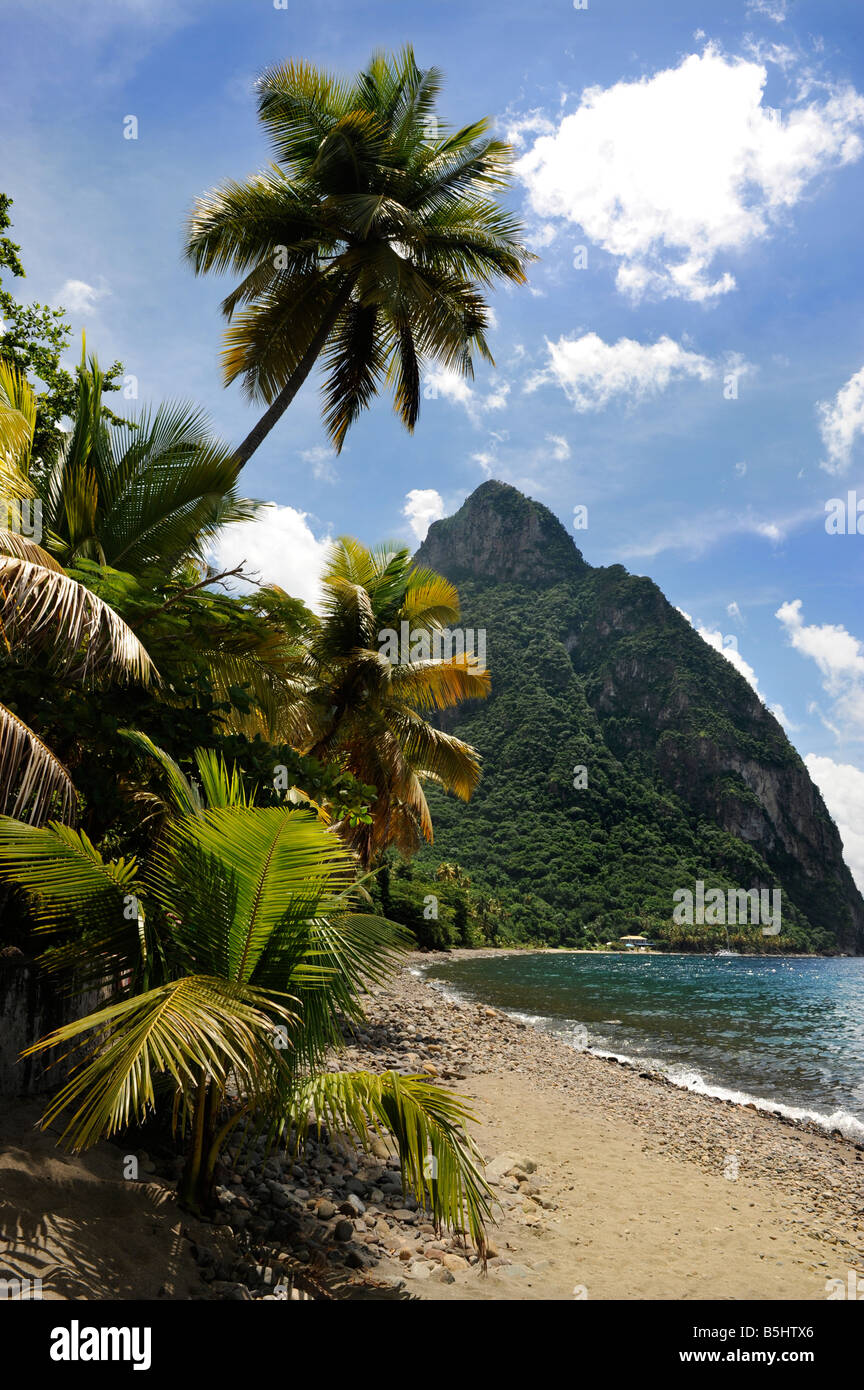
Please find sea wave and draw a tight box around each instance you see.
[418,967,864,1144]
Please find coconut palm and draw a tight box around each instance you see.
[0,364,155,823]
[185,45,532,463]
[8,351,313,747]
[32,350,258,574]
[0,737,492,1240]
[282,537,490,865]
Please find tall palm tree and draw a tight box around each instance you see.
[0,364,155,824]
[283,537,490,865]
[185,46,532,463]
[0,737,492,1240]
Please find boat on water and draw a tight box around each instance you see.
[715,927,739,957]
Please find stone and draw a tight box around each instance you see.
[339,1193,365,1216]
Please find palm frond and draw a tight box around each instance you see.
[119,729,204,817]
[286,1069,493,1248]
[0,706,77,824]
[0,358,36,466]
[0,557,156,684]
[148,806,357,985]
[23,975,300,1152]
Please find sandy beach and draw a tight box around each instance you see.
[348,954,864,1301]
[1,950,861,1302]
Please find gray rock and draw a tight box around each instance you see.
[339,1193,365,1216]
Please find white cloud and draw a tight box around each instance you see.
[727,600,744,622]
[505,110,557,149]
[211,504,331,611]
[817,365,864,474]
[471,451,496,477]
[734,460,748,476]
[424,366,509,423]
[515,45,864,302]
[56,278,108,315]
[746,0,788,22]
[678,609,761,691]
[804,755,864,892]
[300,445,338,485]
[770,702,800,733]
[776,600,864,738]
[527,332,714,411]
[402,488,445,543]
[545,433,571,461]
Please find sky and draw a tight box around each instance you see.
[3,0,864,886]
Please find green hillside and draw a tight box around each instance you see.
[386,482,864,956]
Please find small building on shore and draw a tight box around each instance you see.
[618,935,652,950]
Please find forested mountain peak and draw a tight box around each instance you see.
[415,480,589,588]
[409,486,864,954]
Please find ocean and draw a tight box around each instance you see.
[421,952,864,1142]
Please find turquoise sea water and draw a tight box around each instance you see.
[421,953,864,1141]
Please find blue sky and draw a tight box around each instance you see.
[4,0,864,883]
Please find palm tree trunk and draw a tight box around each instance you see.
[233,283,353,467]
[179,1076,209,1210]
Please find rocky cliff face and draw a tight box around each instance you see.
[415,482,864,953]
[417,480,588,587]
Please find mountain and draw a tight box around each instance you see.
[411,481,864,954]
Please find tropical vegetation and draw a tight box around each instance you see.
[0,737,491,1236]
[0,56,526,1243]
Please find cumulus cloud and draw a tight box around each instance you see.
[211,504,332,611]
[804,755,864,892]
[424,366,509,422]
[776,600,864,738]
[57,279,108,315]
[515,45,864,302]
[402,488,445,543]
[678,609,761,691]
[527,332,714,411]
[817,365,864,474]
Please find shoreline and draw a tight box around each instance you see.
[416,949,864,1146]
[2,954,862,1302]
[346,956,864,1299]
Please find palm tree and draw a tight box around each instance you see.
[0,736,492,1241]
[0,364,155,824]
[7,350,313,751]
[32,349,258,575]
[435,861,471,887]
[185,46,532,463]
[284,537,489,865]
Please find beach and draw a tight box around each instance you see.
[1,950,862,1302]
[349,953,864,1300]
